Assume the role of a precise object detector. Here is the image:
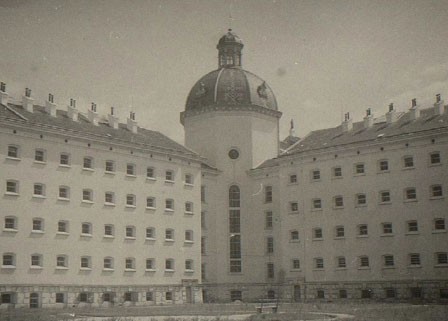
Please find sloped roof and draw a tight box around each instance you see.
[0,102,200,159]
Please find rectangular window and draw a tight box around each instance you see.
[378,159,389,171]
[58,221,67,233]
[6,180,18,194]
[125,226,135,238]
[339,289,348,299]
[126,194,136,206]
[290,230,299,241]
[105,160,115,172]
[81,223,91,235]
[313,228,323,239]
[290,202,299,212]
[32,219,43,231]
[434,218,446,230]
[56,256,67,267]
[185,174,193,185]
[292,259,300,270]
[337,257,346,268]
[312,170,321,180]
[165,170,174,182]
[289,174,297,184]
[185,202,193,213]
[4,217,16,229]
[314,258,324,269]
[265,211,273,229]
[431,185,443,198]
[229,210,241,233]
[313,199,322,209]
[359,256,369,267]
[405,188,417,200]
[126,164,135,176]
[185,259,193,271]
[165,291,173,300]
[165,229,174,240]
[382,223,393,234]
[265,186,273,203]
[165,259,173,270]
[82,189,93,202]
[230,290,242,302]
[2,254,14,266]
[104,192,114,204]
[335,226,345,238]
[201,185,206,203]
[146,259,154,270]
[384,255,395,267]
[7,145,19,158]
[380,191,391,203]
[356,193,366,205]
[56,293,65,303]
[403,156,414,168]
[31,254,41,266]
[35,149,45,162]
[358,224,368,236]
[59,186,69,199]
[355,163,365,174]
[334,196,344,207]
[125,258,135,270]
[185,230,193,241]
[266,237,274,253]
[436,252,448,265]
[81,257,91,268]
[83,157,93,169]
[409,253,421,266]
[146,227,155,239]
[385,288,396,298]
[267,263,274,278]
[33,183,45,196]
[103,258,113,269]
[146,292,153,301]
[229,260,242,273]
[60,153,70,166]
[201,237,206,254]
[146,167,155,179]
[430,152,441,165]
[333,167,342,177]
[165,199,174,210]
[407,220,418,232]
[146,197,155,208]
[104,224,114,236]
[201,211,206,229]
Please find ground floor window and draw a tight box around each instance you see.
[316,290,325,299]
[124,292,137,302]
[339,289,347,298]
[55,293,65,303]
[361,289,373,299]
[440,289,448,299]
[165,291,173,301]
[146,292,153,301]
[103,292,115,302]
[230,290,242,302]
[79,292,92,303]
[267,290,275,299]
[410,287,422,299]
[1,293,15,304]
[385,288,396,298]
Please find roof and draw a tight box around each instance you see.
[256,104,448,170]
[0,102,201,160]
[280,135,300,151]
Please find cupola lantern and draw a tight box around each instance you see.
[217,29,244,68]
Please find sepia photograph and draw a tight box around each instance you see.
[0,0,447,320]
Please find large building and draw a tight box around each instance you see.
[1,30,447,308]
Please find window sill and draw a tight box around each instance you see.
[404,199,418,203]
[289,240,300,243]
[184,211,194,215]
[80,233,92,238]
[379,201,391,205]
[146,207,156,210]
[353,173,366,177]
[103,268,114,271]
[382,266,395,269]
[146,177,156,181]
[32,195,46,199]
[333,206,344,210]
[80,267,92,271]
[358,266,370,270]
[377,170,390,174]
[1,265,16,269]
[434,264,448,268]
[55,266,68,270]
[165,239,175,243]
[185,269,194,273]
[125,205,136,209]
[33,161,46,165]
[125,237,136,240]
[145,237,156,241]
[357,235,369,238]
[408,265,422,269]
[125,174,136,178]
[380,234,394,237]
[3,228,18,233]
[4,192,19,196]
[56,232,69,236]
[331,176,343,180]
[104,171,115,175]
[290,269,301,272]
[58,164,71,168]
[402,166,415,170]
[334,236,345,240]
[82,168,95,172]
[335,267,347,271]
[164,209,174,213]
[405,232,419,235]
[287,182,299,186]
[103,235,114,239]
[355,204,367,208]
[311,208,323,212]
[184,240,194,244]
[184,183,194,187]
[164,269,174,273]
[311,179,321,183]
[104,202,115,207]
[289,211,299,215]
[312,238,323,242]
[58,197,70,202]
[429,163,442,167]
[430,196,444,200]
[164,180,175,184]
[145,269,156,272]
[31,230,45,234]
[6,156,21,161]
[313,268,325,271]
[30,266,43,270]
[81,200,94,204]
[432,230,446,234]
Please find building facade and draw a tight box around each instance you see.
[1,30,447,308]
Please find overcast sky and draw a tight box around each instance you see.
[1,0,448,143]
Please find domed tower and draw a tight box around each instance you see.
[181,29,282,169]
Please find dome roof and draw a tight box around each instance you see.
[218,29,243,46]
[185,68,278,111]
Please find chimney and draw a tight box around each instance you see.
[45,93,57,117]
[0,82,8,106]
[363,108,374,128]
[22,88,34,113]
[434,94,445,115]
[87,102,99,126]
[127,111,137,133]
[289,119,296,137]
[341,112,353,132]
[67,98,78,121]
[409,98,420,121]
[107,106,119,129]
[386,103,398,124]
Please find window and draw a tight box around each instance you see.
[265,211,273,229]
[34,149,45,162]
[2,253,15,267]
[361,289,373,299]
[6,180,18,194]
[407,220,418,233]
[81,223,92,235]
[82,189,93,202]
[228,210,241,233]
[380,190,391,203]
[290,230,299,241]
[431,185,443,198]
[57,221,68,233]
[79,292,92,303]
[289,174,297,184]
[185,174,193,185]
[185,259,194,271]
[356,193,366,206]
[290,202,299,212]
[105,160,115,173]
[4,216,17,230]
[313,228,323,239]
[314,258,324,269]
[316,290,325,299]
[146,258,155,270]
[165,229,174,241]
[440,289,448,299]
[185,230,193,242]
[126,163,135,176]
[104,224,114,237]
[146,291,154,301]
[403,156,414,168]
[103,257,113,269]
[146,227,155,239]
[339,289,348,299]
[292,259,300,270]
[165,291,173,301]
[410,288,423,299]
[312,170,321,180]
[60,153,70,166]
[56,255,67,267]
[59,186,69,199]
[105,192,114,204]
[7,145,19,158]
[125,258,135,270]
[201,185,206,203]
[358,224,368,236]
[125,194,136,207]
[56,293,65,303]
[32,218,44,232]
[83,157,93,169]
[30,254,42,267]
[201,211,206,229]
[146,167,155,179]
[337,256,346,268]
[382,223,393,234]
[230,290,242,302]
[334,196,344,208]
[430,152,441,165]
[80,256,91,269]
[335,226,345,238]
[385,288,396,298]
[383,255,395,267]
[146,197,155,208]
[265,186,272,203]
[333,166,342,178]
[312,198,322,209]
[359,256,369,268]
[267,263,274,278]
[33,183,45,197]
[201,237,206,254]
[165,199,174,211]
[409,253,421,266]
[165,258,174,270]
[355,163,365,175]
[436,252,448,265]
[266,237,274,253]
[125,226,136,238]
[165,170,174,182]
[378,159,389,172]
[404,187,417,201]
[434,218,446,231]
[185,202,193,213]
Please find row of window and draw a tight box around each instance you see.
[6,145,195,184]
[286,186,444,212]
[3,218,195,241]
[1,253,195,271]
[287,218,446,241]
[291,152,442,184]
[295,252,448,270]
[4,181,195,212]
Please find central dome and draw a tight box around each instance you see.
[185,30,278,112]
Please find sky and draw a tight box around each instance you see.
[1,0,448,143]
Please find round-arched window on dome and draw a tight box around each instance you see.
[228,149,240,160]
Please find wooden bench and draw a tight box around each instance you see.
[255,301,278,313]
